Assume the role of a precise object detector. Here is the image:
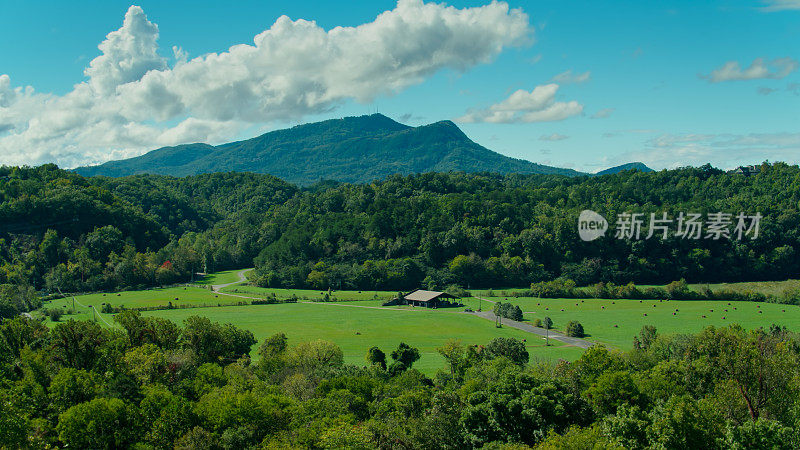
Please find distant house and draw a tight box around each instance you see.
[729,165,761,176]
[402,289,459,308]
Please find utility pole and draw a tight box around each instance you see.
[92,306,96,322]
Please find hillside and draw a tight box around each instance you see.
[594,162,653,176]
[75,114,582,184]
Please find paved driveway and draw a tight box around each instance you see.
[466,310,595,349]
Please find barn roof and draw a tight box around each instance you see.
[404,289,457,302]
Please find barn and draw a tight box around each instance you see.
[402,289,458,308]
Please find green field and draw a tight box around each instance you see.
[36,274,800,373]
[194,268,252,287]
[496,297,800,348]
[139,303,582,373]
[474,279,800,299]
[39,286,245,325]
[220,284,395,302]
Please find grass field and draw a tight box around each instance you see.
[39,286,245,325]
[473,279,800,299]
[498,297,800,348]
[220,284,395,302]
[194,268,252,287]
[139,303,584,373]
[35,273,800,373]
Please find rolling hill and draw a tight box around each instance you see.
[75,114,584,185]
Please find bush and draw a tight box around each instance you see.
[47,308,64,322]
[565,321,585,338]
[532,318,542,327]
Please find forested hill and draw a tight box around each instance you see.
[74,114,582,184]
[2,163,800,315]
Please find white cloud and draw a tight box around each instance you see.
[704,57,798,82]
[84,6,167,96]
[539,133,568,141]
[0,1,531,168]
[606,132,800,170]
[551,69,590,84]
[457,84,583,123]
[760,0,800,11]
[591,107,615,119]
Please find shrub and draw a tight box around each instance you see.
[47,308,64,322]
[532,318,542,327]
[565,321,585,338]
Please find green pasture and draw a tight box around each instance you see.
[221,284,395,302]
[194,268,252,286]
[473,279,800,298]
[35,272,800,372]
[496,296,800,348]
[140,303,584,373]
[40,286,245,325]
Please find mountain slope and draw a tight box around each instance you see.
[75,114,582,184]
[594,162,653,176]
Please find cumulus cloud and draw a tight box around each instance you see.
[551,69,590,84]
[84,6,167,96]
[704,57,798,82]
[0,0,531,168]
[760,0,800,11]
[539,133,568,141]
[457,84,583,123]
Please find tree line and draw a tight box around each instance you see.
[2,313,800,448]
[3,162,800,313]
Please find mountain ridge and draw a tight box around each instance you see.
[75,114,642,185]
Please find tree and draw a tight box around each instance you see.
[645,395,723,449]
[633,325,657,351]
[461,369,593,447]
[389,342,420,374]
[366,346,387,370]
[57,398,139,449]
[48,368,99,412]
[565,321,585,338]
[511,305,524,322]
[543,316,553,346]
[722,419,795,450]
[182,316,256,363]
[437,339,467,377]
[485,337,529,366]
[287,340,344,375]
[584,371,646,416]
[48,319,109,370]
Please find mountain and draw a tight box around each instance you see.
[594,162,653,176]
[75,114,583,185]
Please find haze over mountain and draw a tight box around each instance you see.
[75,114,648,185]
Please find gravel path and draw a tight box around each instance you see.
[211,268,252,292]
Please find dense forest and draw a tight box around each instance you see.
[1,313,799,448]
[2,162,800,317]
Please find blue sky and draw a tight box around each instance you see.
[0,0,798,172]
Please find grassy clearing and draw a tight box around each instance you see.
[40,286,244,325]
[220,284,395,302]
[496,297,800,349]
[139,303,584,373]
[474,279,800,298]
[194,268,251,286]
